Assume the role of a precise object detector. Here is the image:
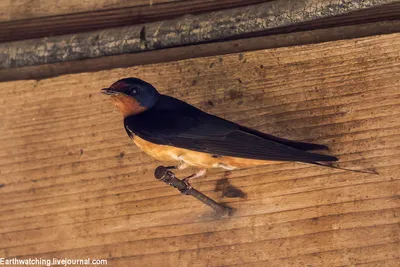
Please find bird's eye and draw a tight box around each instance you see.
[129,86,139,95]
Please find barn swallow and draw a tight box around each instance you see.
[102,77,339,180]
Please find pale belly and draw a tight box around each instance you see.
[133,136,276,170]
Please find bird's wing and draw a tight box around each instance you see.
[124,96,337,163]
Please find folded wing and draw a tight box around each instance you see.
[124,95,338,163]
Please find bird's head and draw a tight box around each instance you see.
[101,78,160,117]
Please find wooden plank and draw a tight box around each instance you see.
[2,0,399,69]
[1,20,399,82]
[0,0,270,43]
[0,33,399,266]
[0,0,183,22]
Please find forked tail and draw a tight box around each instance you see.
[311,161,378,174]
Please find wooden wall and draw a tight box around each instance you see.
[0,0,270,42]
[0,0,187,21]
[0,33,399,266]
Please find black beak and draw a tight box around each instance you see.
[101,88,120,96]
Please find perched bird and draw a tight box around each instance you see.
[102,77,338,180]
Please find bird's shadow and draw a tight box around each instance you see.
[214,177,247,199]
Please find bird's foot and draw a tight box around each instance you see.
[182,169,207,184]
[165,166,176,170]
[163,167,206,194]
[180,180,193,195]
[166,161,189,170]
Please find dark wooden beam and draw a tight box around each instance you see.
[0,0,399,70]
[1,20,399,82]
[0,0,271,43]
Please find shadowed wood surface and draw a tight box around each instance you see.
[0,33,399,266]
[3,0,399,69]
[0,0,270,42]
[2,20,399,82]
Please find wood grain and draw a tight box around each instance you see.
[0,0,270,42]
[2,20,400,82]
[3,0,399,69]
[0,0,183,22]
[0,33,399,266]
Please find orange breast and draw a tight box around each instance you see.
[133,136,277,170]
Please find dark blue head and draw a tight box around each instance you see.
[102,78,160,117]
[102,78,160,108]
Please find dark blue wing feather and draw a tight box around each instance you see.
[124,95,337,162]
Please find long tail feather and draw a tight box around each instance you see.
[311,161,379,174]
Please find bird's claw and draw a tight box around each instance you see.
[165,166,176,170]
[180,178,193,195]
